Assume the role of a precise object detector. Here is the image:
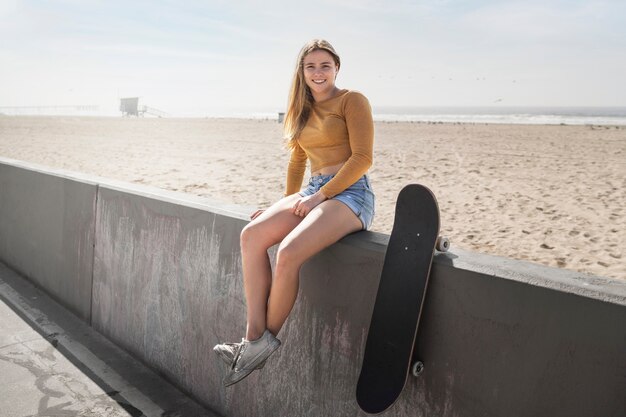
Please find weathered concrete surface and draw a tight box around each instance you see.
[90,184,379,417]
[0,157,96,321]
[0,261,217,416]
[91,181,626,417]
[2,158,626,417]
[405,249,626,417]
[91,183,253,416]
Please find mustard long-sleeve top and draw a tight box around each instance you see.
[285,89,374,198]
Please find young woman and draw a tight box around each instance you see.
[214,39,375,386]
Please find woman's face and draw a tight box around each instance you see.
[302,49,339,99]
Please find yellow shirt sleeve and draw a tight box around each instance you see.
[319,92,374,198]
[284,140,307,196]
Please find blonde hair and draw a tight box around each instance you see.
[284,39,341,148]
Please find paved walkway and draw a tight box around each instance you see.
[0,262,219,417]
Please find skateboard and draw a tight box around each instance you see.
[356,184,447,414]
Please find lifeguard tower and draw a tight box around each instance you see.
[119,97,168,118]
[120,97,140,117]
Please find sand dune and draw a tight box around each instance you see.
[0,116,624,280]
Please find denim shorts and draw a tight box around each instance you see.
[299,174,376,230]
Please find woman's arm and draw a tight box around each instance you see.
[319,92,374,198]
[284,140,308,196]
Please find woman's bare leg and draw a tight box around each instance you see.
[240,194,302,340]
[266,200,362,336]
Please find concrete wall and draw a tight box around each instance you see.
[1,156,625,417]
[0,159,96,321]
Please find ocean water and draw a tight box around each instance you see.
[230,106,626,125]
[371,106,626,125]
[3,105,626,125]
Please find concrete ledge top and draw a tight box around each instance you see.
[0,156,255,220]
[2,156,625,307]
[442,247,626,306]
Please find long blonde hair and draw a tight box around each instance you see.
[284,39,341,148]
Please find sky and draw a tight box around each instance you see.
[1,0,625,116]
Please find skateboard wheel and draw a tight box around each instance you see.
[436,236,450,252]
[411,361,424,377]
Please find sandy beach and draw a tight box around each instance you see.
[0,116,624,280]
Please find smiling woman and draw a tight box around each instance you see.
[303,50,339,97]
[213,39,376,387]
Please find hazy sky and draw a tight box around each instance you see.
[1,0,625,115]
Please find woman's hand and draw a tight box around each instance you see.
[292,191,327,218]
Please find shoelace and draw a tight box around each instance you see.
[223,339,243,351]
[231,341,247,371]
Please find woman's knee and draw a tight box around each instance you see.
[275,240,304,273]
[240,222,262,250]
[241,221,278,253]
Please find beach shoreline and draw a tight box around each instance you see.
[0,116,624,280]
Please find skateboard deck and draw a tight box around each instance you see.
[356,184,440,414]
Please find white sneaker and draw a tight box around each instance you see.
[213,338,269,369]
[213,339,244,366]
[223,330,281,387]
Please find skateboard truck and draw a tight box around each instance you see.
[409,238,448,381]
[410,238,448,381]
[408,237,448,381]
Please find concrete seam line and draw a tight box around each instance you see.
[0,279,165,416]
[89,183,100,327]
